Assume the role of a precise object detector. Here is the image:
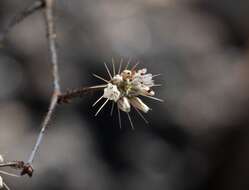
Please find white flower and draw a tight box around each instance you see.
[117,97,131,112]
[91,59,163,129]
[129,97,150,113]
[103,83,120,102]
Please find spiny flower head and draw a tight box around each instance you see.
[92,58,163,129]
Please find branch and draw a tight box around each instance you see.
[22,0,60,176]
[2,0,102,177]
[0,0,45,41]
[0,161,33,177]
[44,0,61,93]
[58,86,103,104]
[0,161,24,169]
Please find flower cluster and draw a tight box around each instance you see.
[92,59,163,129]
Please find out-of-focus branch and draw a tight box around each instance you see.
[0,0,45,41]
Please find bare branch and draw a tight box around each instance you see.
[0,161,24,169]
[23,0,61,176]
[27,93,59,165]
[0,0,45,41]
[0,161,33,177]
[58,86,104,104]
[44,0,61,93]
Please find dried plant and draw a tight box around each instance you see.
[0,0,163,189]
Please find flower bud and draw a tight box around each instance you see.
[121,70,132,80]
[117,97,131,112]
[129,97,150,113]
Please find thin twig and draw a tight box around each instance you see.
[0,171,20,178]
[0,161,33,177]
[0,161,24,169]
[23,0,60,176]
[44,0,61,93]
[27,93,58,165]
[0,0,45,41]
[58,86,103,104]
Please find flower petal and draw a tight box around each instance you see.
[103,84,120,102]
[129,97,150,113]
[117,97,131,112]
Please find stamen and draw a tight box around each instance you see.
[152,84,162,87]
[112,57,116,76]
[110,101,114,116]
[142,95,164,102]
[92,73,109,83]
[127,112,134,130]
[117,107,122,129]
[134,107,149,124]
[152,74,161,78]
[92,95,104,107]
[118,57,123,74]
[125,57,132,70]
[131,61,140,71]
[104,62,113,79]
[95,98,109,116]
[89,84,107,89]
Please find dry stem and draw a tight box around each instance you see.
[24,0,61,175]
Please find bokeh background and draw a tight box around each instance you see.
[1,0,249,189]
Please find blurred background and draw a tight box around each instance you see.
[1,0,249,189]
